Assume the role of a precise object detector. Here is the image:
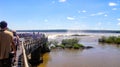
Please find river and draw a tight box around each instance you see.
[38,33,120,67]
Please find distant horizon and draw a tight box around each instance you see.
[16,29,120,33]
[16,29,120,31]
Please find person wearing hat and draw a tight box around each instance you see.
[0,21,16,67]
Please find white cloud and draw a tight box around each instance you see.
[97,12,104,15]
[44,19,48,22]
[97,12,105,15]
[112,8,117,10]
[78,10,87,14]
[104,14,108,17]
[59,0,66,3]
[67,17,75,20]
[109,2,117,6]
[82,10,87,13]
[90,12,105,16]
[117,18,120,21]
[117,22,120,26]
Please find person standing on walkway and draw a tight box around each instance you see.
[12,30,20,50]
[0,21,16,67]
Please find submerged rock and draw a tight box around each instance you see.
[84,46,93,49]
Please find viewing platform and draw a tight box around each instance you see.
[13,33,50,67]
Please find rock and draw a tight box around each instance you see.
[85,46,93,49]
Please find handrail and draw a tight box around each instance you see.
[18,34,47,67]
[21,41,29,67]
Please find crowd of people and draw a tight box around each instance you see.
[0,21,19,67]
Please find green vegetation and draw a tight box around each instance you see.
[61,38,84,49]
[99,36,120,44]
[73,44,84,49]
[62,38,78,45]
[49,38,93,49]
[57,44,65,48]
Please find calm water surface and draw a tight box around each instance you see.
[38,35,120,67]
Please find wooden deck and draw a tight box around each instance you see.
[12,45,23,67]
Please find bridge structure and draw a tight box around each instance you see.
[13,33,50,67]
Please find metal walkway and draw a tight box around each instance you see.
[12,33,48,67]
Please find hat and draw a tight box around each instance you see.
[0,21,8,28]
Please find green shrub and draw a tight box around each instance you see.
[115,37,120,44]
[107,36,116,43]
[99,36,106,42]
[62,38,79,46]
[78,44,84,48]
[58,44,65,48]
[73,44,84,49]
[99,36,120,44]
[73,44,80,49]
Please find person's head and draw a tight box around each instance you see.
[12,30,17,36]
[0,21,8,29]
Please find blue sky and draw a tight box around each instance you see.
[0,0,120,30]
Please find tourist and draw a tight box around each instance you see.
[0,21,16,67]
[12,30,20,50]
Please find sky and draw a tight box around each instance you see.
[0,0,120,30]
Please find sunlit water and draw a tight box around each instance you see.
[38,33,120,67]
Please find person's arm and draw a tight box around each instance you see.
[16,35,19,43]
[11,37,16,57]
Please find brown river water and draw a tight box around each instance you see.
[38,34,120,67]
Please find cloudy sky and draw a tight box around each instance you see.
[0,0,120,30]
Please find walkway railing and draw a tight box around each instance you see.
[15,33,48,67]
[21,40,29,67]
